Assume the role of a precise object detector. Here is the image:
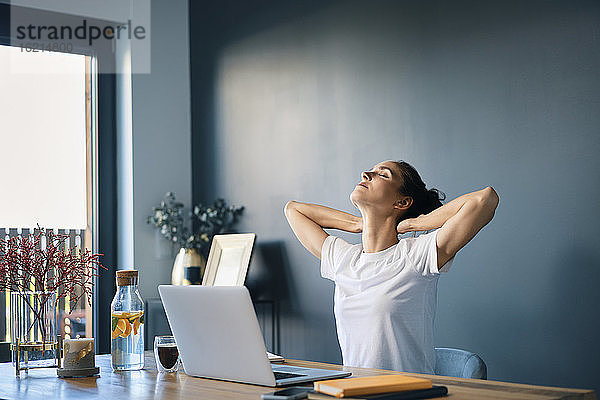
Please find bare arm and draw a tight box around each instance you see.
[397,187,499,268]
[284,201,362,259]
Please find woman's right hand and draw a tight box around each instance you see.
[354,217,363,233]
[284,201,362,259]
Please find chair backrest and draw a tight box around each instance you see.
[434,347,487,379]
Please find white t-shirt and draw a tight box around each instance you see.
[320,229,454,373]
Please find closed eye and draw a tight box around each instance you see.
[378,174,388,178]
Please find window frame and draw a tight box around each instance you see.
[0,3,119,356]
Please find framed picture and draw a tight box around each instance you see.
[202,233,256,286]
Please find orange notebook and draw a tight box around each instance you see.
[313,375,432,398]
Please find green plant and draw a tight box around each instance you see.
[147,192,245,257]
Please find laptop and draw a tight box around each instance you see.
[158,285,351,386]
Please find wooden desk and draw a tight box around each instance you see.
[0,351,595,399]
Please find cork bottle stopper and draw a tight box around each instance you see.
[116,270,139,286]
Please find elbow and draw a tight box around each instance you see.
[479,186,499,213]
[284,200,297,216]
[485,186,500,206]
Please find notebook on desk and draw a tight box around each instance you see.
[159,285,351,387]
[267,352,285,363]
[308,386,448,400]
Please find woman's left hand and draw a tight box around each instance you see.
[396,215,424,234]
[396,219,412,234]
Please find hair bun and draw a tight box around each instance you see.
[392,160,446,221]
[427,188,446,202]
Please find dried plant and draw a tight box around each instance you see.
[147,192,245,257]
[0,228,105,345]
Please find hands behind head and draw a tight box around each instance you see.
[396,219,412,234]
[396,214,425,234]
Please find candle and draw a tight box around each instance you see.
[57,338,100,378]
[64,338,94,368]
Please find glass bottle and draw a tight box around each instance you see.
[111,270,145,371]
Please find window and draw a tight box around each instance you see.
[0,44,97,342]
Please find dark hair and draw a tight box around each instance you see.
[392,160,446,222]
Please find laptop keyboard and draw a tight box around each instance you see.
[274,371,307,380]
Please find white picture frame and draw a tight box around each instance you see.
[202,233,256,286]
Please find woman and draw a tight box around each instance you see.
[284,160,498,374]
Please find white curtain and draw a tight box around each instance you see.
[0,45,87,229]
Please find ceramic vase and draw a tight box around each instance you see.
[171,248,206,285]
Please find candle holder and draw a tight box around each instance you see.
[57,337,100,378]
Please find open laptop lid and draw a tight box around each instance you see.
[159,285,276,386]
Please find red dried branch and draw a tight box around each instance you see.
[0,228,106,342]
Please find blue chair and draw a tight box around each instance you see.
[434,347,487,379]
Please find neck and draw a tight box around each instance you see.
[360,210,399,253]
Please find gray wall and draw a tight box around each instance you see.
[132,0,191,300]
[191,0,600,392]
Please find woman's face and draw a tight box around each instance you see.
[350,160,410,215]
